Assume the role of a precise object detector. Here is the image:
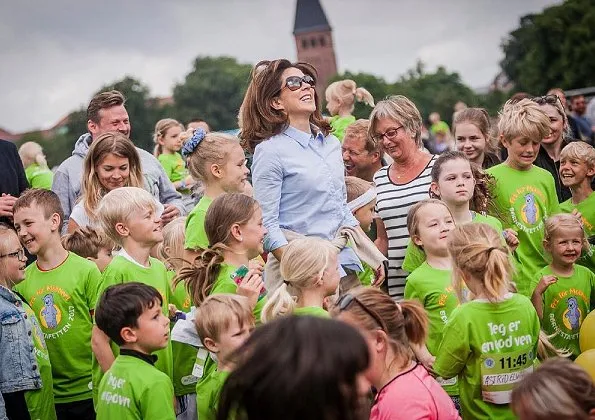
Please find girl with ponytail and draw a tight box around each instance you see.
[18,141,54,189]
[325,79,375,141]
[331,287,460,420]
[433,223,540,420]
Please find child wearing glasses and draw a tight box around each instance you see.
[331,287,460,420]
[324,79,374,141]
[0,222,56,420]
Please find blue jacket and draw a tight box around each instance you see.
[0,286,42,395]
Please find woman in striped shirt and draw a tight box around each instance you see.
[371,96,436,300]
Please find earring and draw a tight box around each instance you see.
[239,236,243,242]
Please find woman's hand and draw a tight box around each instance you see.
[372,264,385,287]
[236,269,264,309]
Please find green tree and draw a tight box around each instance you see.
[501,0,595,94]
[173,56,252,130]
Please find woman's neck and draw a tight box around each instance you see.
[297,288,326,309]
[289,116,312,134]
[221,247,250,268]
[570,183,593,205]
[377,353,415,390]
[203,183,226,200]
[447,202,473,224]
[426,253,452,270]
[542,137,564,161]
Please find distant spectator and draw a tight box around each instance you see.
[585,96,595,131]
[548,87,582,141]
[186,119,211,133]
[428,112,453,154]
[510,92,533,103]
[18,141,54,190]
[0,140,28,225]
[570,95,594,143]
[452,100,467,122]
[342,119,383,182]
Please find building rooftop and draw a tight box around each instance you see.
[293,0,331,35]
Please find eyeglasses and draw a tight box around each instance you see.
[372,126,404,142]
[532,94,562,106]
[0,249,25,260]
[282,75,315,92]
[336,293,387,332]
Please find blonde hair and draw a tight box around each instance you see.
[448,223,513,302]
[153,118,183,157]
[560,141,595,172]
[497,99,551,144]
[61,227,114,259]
[194,294,254,344]
[345,176,374,203]
[511,357,595,420]
[406,199,452,250]
[369,95,423,148]
[18,141,48,169]
[156,217,186,272]
[81,132,143,220]
[261,237,338,323]
[543,213,589,254]
[184,131,242,184]
[325,80,375,114]
[330,287,428,370]
[96,187,157,246]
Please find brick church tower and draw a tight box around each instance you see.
[293,0,338,98]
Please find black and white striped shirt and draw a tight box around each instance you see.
[374,156,436,300]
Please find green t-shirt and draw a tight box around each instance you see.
[357,261,375,286]
[433,293,540,420]
[170,272,198,397]
[93,256,174,399]
[185,196,213,250]
[196,369,229,420]
[404,262,459,395]
[403,212,504,273]
[14,252,100,403]
[158,153,189,190]
[430,121,450,135]
[293,306,330,318]
[21,298,57,420]
[530,265,595,357]
[96,353,175,420]
[487,164,559,296]
[330,115,356,141]
[559,192,595,273]
[25,163,54,190]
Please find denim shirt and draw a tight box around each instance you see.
[0,285,42,394]
[252,126,361,270]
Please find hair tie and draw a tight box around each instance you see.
[283,280,290,286]
[348,188,377,212]
[487,246,499,254]
[181,128,206,157]
[395,302,402,313]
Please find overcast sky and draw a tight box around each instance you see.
[1,0,559,133]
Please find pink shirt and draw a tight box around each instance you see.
[370,363,461,420]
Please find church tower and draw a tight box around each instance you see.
[293,0,338,98]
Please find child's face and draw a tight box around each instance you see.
[210,319,253,363]
[455,122,487,163]
[13,204,61,256]
[96,153,130,192]
[322,252,340,295]
[130,300,170,353]
[238,206,267,258]
[219,144,249,193]
[546,228,583,266]
[121,207,163,248]
[159,125,183,153]
[560,156,594,188]
[0,231,27,285]
[354,199,376,232]
[412,203,455,256]
[88,247,113,272]
[431,158,475,206]
[503,136,540,170]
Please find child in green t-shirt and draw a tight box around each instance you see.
[62,226,115,272]
[558,141,595,272]
[92,187,174,400]
[18,141,54,190]
[325,80,374,141]
[403,150,516,273]
[486,99,559,296]
[0,223,56,420]
[530,214,595,358]
[12,189,101,419]
[194,294,254,420]
[181,129,250,263]
[95,282,175,420]
[261,237,339,322]
[403,199,459,398]
[433,223,540,420]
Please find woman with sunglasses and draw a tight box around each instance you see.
[371,96,436,300]
[0,223,56,420]
[239,59,384,292]
[331,287,460,420]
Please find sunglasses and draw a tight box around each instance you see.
[336,293,387,332]
[282,75,315,92]
[0,248,25,260]
[372,126,404,143]
[532,94,562,106]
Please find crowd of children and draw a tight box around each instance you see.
[1,64,595,420]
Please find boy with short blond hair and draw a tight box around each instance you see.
[95,282,175,419]
[62,226,115,272]
[558,141,595,271]
[487,99,559,296]
[91,187,173,400]
[13,188,101,420]
[194,294,254,420]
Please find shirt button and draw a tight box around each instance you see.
[28,331,32,336]
[23,314,28,319]
[32,365,37,371]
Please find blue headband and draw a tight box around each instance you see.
[181,128,206,157]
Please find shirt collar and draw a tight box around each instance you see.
[120,348,158,365]
[0,285,17,303]
[283,125,324,148]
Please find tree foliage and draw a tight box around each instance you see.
[501,0,595,94]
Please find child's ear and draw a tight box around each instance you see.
[230,223,243,243]
[210,163,222,180]
[115,222,130,237]
[120,327,137,344]
[499,134,510,148]
[50,213,61,232]
[203,337,219,354]
[429,182,440,199]
[412,234,423,247]
[586,165,595,178]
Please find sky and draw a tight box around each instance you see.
[0,0,560,133]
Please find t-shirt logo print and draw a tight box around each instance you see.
[563,297,582,330]
[521,193,538,225]
[40,293,61,329]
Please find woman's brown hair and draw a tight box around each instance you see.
[238,59,331,152]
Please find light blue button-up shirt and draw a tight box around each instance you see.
[252,125,360,270]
